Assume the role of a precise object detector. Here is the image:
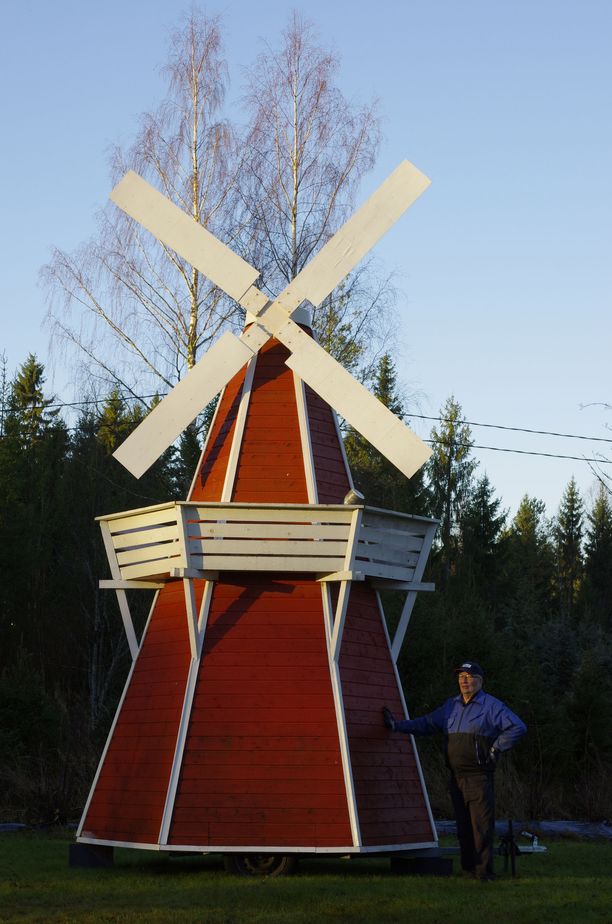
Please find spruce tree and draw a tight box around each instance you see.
[427,396,477,585]
[582,484,612,630]
[4,354,60,449]
[504,494,555,629]
[459,474,507,605]
[554,477,584,620]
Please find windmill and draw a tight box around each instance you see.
[74,161,441,875]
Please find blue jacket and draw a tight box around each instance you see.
[395,690,527,775]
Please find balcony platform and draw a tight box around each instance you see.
[97,501,438,662]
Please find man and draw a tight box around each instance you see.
[383,660,526,881]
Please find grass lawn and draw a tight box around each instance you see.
[0,830,610,923]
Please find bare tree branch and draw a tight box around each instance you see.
[43,12,241,394]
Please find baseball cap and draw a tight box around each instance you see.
[454,661,484,678]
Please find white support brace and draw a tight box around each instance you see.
[115,590,139,661]
[390,521,437,662]
[99,520,139,660]
[390,592,417,664]
[330,507,362,660]
[195,579,215,657]
[330,581,352,662]
[183,578,199,660]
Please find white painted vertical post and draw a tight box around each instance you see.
[176,505,199,658]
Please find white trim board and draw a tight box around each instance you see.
[293,372,318,504]
[377,590,438,845]
[221,355,257,502]
[321,583,361,849]
[77,836,437,854]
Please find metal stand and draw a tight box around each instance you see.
[497,818,519,877]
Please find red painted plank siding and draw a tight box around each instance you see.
[304,385,351,503]
[168,577,353,848]
[231,339,307,503]
[81,583,194,843]
[339,583,435,846]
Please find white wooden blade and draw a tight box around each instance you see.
[277,319,431,479]
[111,171,260,304]
[113,328,267,478]
[275,161,430,313]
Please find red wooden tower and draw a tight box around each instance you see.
[76,163,440,870]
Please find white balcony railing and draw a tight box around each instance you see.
[97,501,437,588]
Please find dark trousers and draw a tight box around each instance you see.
[449,772,495,878]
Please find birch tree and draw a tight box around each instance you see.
[239,12,389,374]
[44,13,239,399]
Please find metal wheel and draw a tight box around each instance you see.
[223,853,298,877]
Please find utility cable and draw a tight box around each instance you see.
[425,440,611,465]
[44,395,612,446]
[11,394,612,463]
[412,414,612,444]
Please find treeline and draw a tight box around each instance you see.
[348,358,612,821]
[0,353,611,823]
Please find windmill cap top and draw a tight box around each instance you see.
[454,661,484,678]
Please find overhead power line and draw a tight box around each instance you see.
[425,440,611,465]
[46,395,612,446]
[412,414,612,444]
[18,393,612,464]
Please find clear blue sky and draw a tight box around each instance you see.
[0,0,610,519]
